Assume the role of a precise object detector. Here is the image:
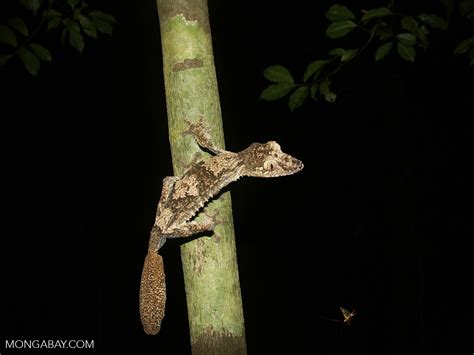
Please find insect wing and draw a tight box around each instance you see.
[340,307,355,326]
[340,307,351,318]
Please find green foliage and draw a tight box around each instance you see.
[442,0,455,19]
[375,42,393,61]
[326,5,355,22]
[264,65,294,83]
[20,0,42,14]
[361,8,392,22]
[260,1,471,109]
[329,48,358,62]
[454,36,474,65]
[0,54,14,65]
[326,21,357,39]
[30,43,52,62]
[401,16,429,48]
[0,0,116,75]
[310,81,319,100]
[319,78,336,103]
[89,11,117,36]
[78,15,97,38]
[45,9,63,30]
[397,42,416,62]
[64,18,84,52]
[288,86,309,111]
[341,49,358,62]
[17,47,40,75]
[397,33,417,46]
[418,14,448,30]
[454,37,474,55]
[0,25,18,47]
[260,82,298,101]
[8,18,29,37]
[67,0,80,9]
[303,60,327,82]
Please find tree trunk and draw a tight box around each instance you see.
[155,0,247,353]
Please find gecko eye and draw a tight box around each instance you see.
[263,159,277,171]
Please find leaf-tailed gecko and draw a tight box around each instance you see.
[139,119,303,335]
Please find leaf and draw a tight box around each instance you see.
[78,14,97,38]
[375,42,393,61]
[329,48,346,57]
[263,65,294,83]
[341,49,358,62]
[460,0,474,19]
[376,22,393,40]
[83,25,97,38]
[17,47,41,76]
[397,33,417,46]
[60,28,68,46]
[320,78,336,103]
[67,0,80,9]
[44,9,62,19]
[20,0,42,14]
[260,83,298,101]
[47,17,62,31]
[89,11,117,24]
[326,21,357,39]
[401,16,419,33]
[326,5,355,21]
[78,14,92,29]
[418,14,448,30]
[401,16,428,48]
[64,18,81,32]
[303,60,327,82]
[92,18,113,36]
[441,0,454,19]
[310,81,319,100]
[397,42,416,62]
[0,54,13,66]
[30,43,52,62]
[288,86,309,111]
[0,25,17,47]
[361,7,392,22]
[69,27,84,53]
[8,18,28,36]
[454,36,474,55]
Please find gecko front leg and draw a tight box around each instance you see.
[183,118,227,155]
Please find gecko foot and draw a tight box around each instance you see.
[182,117,225,155]
[202,208,224,227]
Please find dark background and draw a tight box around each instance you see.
[1,0,473,354]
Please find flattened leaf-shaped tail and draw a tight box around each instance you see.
[139,251,166,335]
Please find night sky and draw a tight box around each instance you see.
[1,0,473,354]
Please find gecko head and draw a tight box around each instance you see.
[241,141,304,177]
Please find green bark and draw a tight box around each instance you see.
[155,0,247,353]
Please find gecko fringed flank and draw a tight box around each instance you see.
[139,119,303,335]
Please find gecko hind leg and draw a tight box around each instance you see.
[156,176,179,214]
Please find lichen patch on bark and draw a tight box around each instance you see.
[172,58,204,72]
[157,0,211,33]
